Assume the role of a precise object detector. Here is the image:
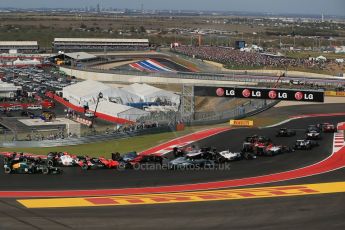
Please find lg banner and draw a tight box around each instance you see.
[194,86,324,102]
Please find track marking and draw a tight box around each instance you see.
[17,181,345,208]
[333,127,345,153]
[139,127,230,156]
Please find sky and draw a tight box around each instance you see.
[0,0,344,16]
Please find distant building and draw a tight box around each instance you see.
[52,38,150,52]
[49,52,99,66]
[0,41,39,54]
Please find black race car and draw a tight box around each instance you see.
[244,135,271,144]
[172,147,186,158]
[276,128,296,137]
[294,139,319,150]
[306,125,321,133]
[168,157,215,170]
[185,147,218,160]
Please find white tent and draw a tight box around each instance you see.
[63,80,140,106]
[89,101,149,121]
[13,58,41,66]
[107,88,141,104]
[122,83,180,106]
[63,80,113,106]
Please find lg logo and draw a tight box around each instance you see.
[216,88,235,96]
[295,92,314,101]
[268,91,288,99]
[216,88,225,97]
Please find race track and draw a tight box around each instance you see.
[0,104,345,230]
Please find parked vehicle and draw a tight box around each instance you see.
[7,105,23,111]
[27,105,42,110]
[85,111,95,118]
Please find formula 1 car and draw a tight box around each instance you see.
[306,130,321,140]
[185,147,217,160]
[245,135,272,145]
[4,161,62,174]
[98,157,120,169]
[319,123,337,133]
[172,147,186,158]
[128,154,163,166]
[111,152,137,162]
[306,125,321,133]
[242,141,268,154]
[263,144,294,156]
[216,150,242,162]
[276,128,296,137]
[121,152,138,162]
[2,152,47,165]
[242,135,272,153]
[77,156,120,170]
[294,139,319,150]
[168,157,215,170]
[47,152,78,167]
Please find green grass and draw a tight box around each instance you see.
[224,64,334,75]
[284,51,345,60]
[0,126,223,158]
[0,130,189,158]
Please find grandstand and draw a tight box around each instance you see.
[0,41,39,53]
[52,38,150,52]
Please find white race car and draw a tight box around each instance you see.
[306,130,321,140]
[217,150,242,162]
[264,145,294,156]
[59,155,77,166]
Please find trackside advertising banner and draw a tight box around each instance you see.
[194,86,324,102]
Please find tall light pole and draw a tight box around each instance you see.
[91,92,103,128]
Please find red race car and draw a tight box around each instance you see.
[321,123,337,133]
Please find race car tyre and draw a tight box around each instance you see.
[217,157,225,164]
[47,159,54,166]
[42,167,50,175]
[81,164,89,170]
[118,162,127,170]
[4,166,11,174]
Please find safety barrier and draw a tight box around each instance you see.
[325,91,345,97]
[0,126,172,148]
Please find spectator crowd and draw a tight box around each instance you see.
[173,46,325,70]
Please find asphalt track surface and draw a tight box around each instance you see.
[0,104,345,229]
[0,115,343,191]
